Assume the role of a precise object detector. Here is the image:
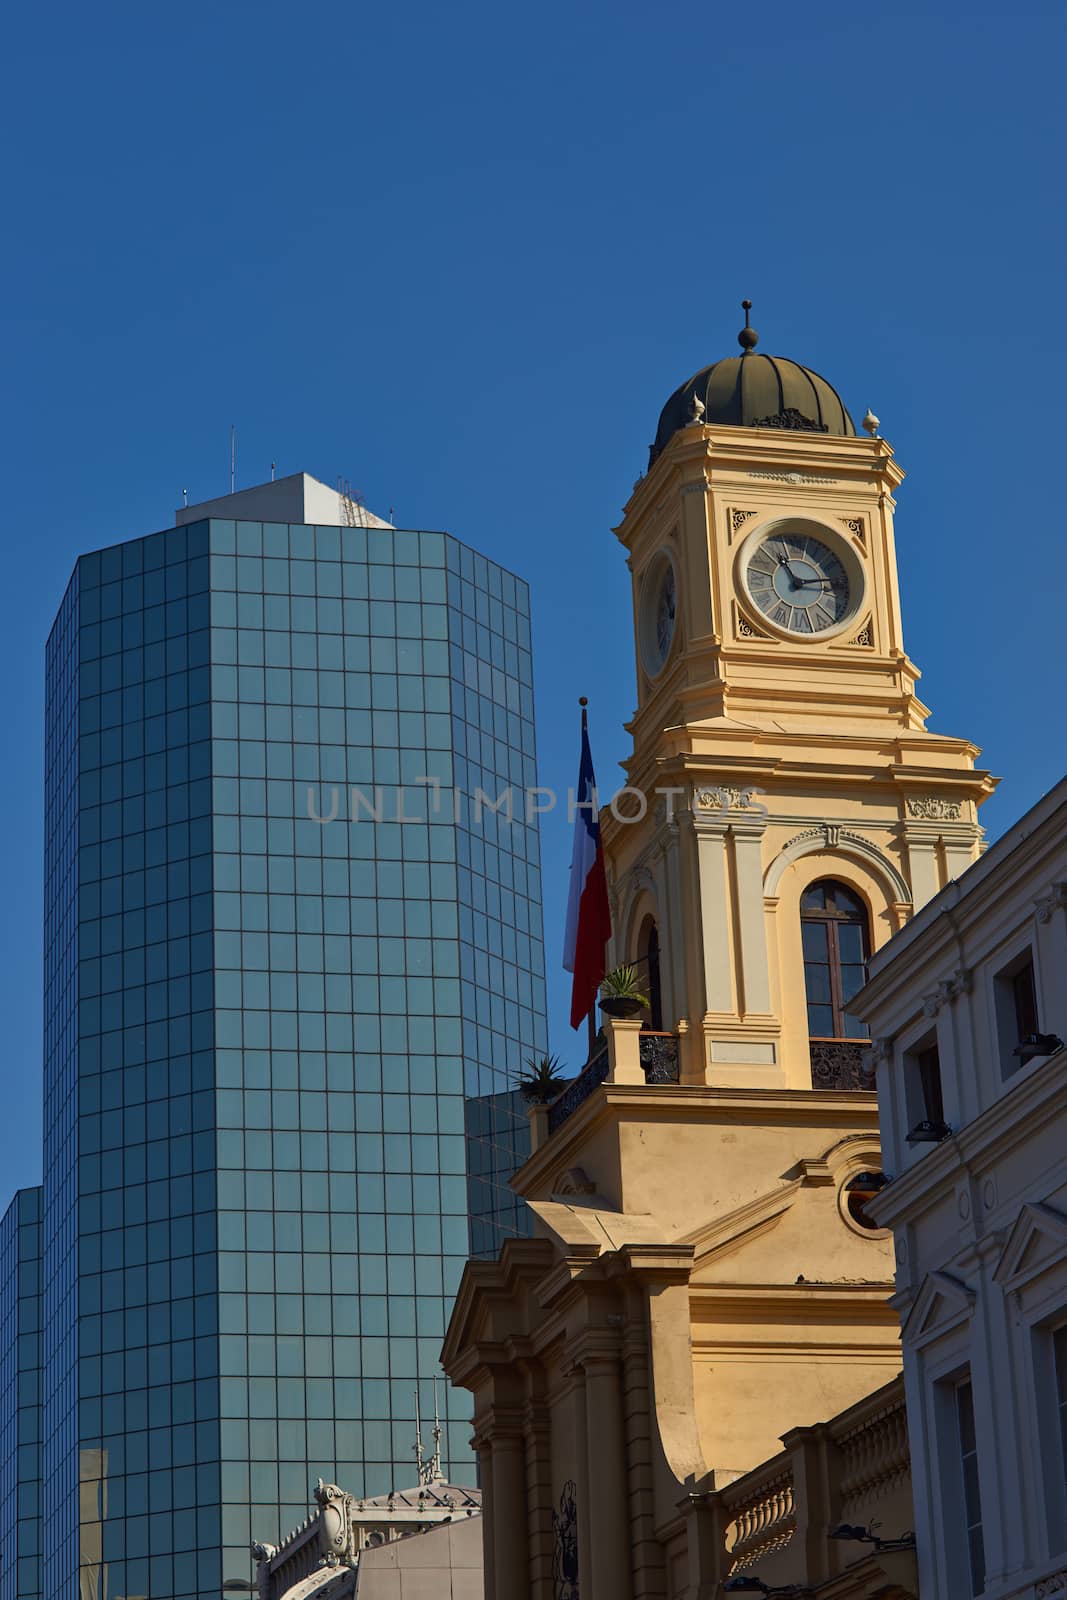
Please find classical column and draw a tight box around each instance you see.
[475,1438,497,1598]
[489,1430,530,1600]
[582,1349,634,1600]
[570,1362,594,1600]
[523,1397,554,1600]
[618,1302,665,1598]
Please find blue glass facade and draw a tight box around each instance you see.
[0,1188,43,1600]
[40,513,545,1600]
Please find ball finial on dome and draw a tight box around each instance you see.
[738,299,759,353]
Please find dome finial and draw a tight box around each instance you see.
[738,299,759,353]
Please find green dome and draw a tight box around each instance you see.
[650,306,855,467]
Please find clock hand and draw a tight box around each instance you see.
[775,552,807,589]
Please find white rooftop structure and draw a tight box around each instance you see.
[175,472,394,529]
[253,1475,483,1600]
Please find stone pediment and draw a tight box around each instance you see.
[681,1180,803,1275]
[439,1237,555,1376]
[900,1270,975,1348]
[992,1202,1067,1294]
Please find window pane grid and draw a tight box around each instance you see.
[801,880,870,1039]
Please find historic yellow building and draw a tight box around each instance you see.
[442,308,995,1598]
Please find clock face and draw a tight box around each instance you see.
[640,553,677,675]
[655,563,677,662]
[745,530,854,635]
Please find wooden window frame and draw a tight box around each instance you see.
[801,880,870,1040]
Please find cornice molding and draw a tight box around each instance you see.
[871,1044,1067,1228]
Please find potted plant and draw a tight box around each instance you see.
[599,965,649,1020]
[513,1054,567,1105]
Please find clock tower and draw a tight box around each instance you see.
[609,303,995,1089]
[443,311,999,1600]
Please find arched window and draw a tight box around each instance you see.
[801,879,869,1040]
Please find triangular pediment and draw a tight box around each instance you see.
[901,1270,975,1347]
[993,1202,1067,1292]
[680,1179,802,1272]
[440,1237,555,1371]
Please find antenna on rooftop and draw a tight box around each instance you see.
[429,1378,443,1482]
[412,1383,443,1485]
[230,426,236,495]
[413,1388,425,1482]
[271,461,276,482]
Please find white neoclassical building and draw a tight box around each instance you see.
[854,776,1067,1600]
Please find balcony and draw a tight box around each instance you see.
[809,1037,875,1092]
[545,1028,680,1137]
[692,1375,914,1594]
[547,1042,610,1134]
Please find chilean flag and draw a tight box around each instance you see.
[563,704,612,1030]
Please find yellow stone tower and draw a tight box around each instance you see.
[443,308,996,1599]
[608,302,994,1090]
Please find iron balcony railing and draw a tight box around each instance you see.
[808,1037,875,1091]
[547,1030,680,1135]
[639,1029,681,1083]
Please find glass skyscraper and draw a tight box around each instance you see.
[0,1188,43,1600]
[37,477,546,1600]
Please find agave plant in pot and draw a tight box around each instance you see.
[513,1053,568,1106]
[599,964,649,1020]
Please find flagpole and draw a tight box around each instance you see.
[579,697,597,1061]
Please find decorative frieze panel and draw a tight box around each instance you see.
[905,795,963,821]
[694,785,765,813]
[747,469,839,485]
[749,407,829,433]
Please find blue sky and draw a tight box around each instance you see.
[1,0,1064,1189]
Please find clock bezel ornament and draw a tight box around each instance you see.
[737,518,865,642]
[638,549,678,677]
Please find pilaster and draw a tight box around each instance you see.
[731,813,773,1017]
[691,811,732,1016]
[488,1424,530,1600]
[523,1391,554,1600]
[580,1341,635,1600]
[902,815,982,909]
